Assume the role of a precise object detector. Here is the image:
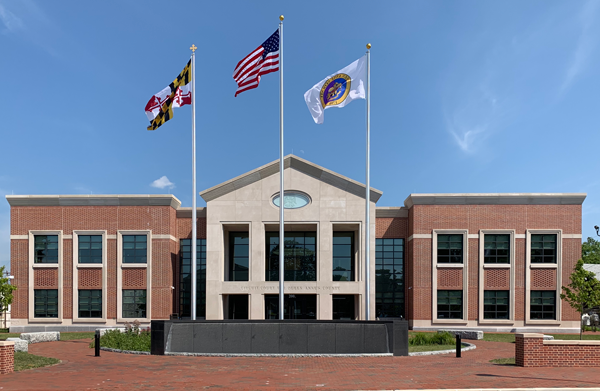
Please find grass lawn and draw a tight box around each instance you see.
[14,352,60,371]
[483,333,515,343]
[490,357,515,365]
[409,344,456,353]
[0,331,95,341]
[549,333,600,340]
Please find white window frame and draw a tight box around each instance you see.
[117,230,152,323]
[525,229,562,325]
[28,230,63,322]
[478,230,515,325]
[72,231,107,323]
[432,229,468,324]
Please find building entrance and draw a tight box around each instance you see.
[264,294,316,319]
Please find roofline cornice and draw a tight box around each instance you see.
[6,194,182,209]
[375,207,409,218]
[176,207,207,218]
[403,193,587,208]
[199,154,383,203]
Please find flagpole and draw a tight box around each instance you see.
[278,15,285,320]
[365,43,371,320]
[190,44,198,321]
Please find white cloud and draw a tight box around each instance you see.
[0,3,24,34]
[151,176,175,189]
[560,0,599,93]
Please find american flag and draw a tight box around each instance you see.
[233,30,279,97]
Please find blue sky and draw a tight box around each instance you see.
[1,0,600,270]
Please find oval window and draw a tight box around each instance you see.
[272,191,311,209]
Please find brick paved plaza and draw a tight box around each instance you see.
[2,339,600,390]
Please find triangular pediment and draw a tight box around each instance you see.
[199,154,382,203]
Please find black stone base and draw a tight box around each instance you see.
[151,320,408,356]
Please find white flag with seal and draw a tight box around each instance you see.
[304,55,367,124]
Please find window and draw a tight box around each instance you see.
[483,290,509,319]
[437,290,462,319]
[179,238,206,318]
[79,235,102,264]
[333,295,355,320]
[34,235,58,264]
[531,234,557,264]
[78,290,102,318]
[123,235,147,264]
[375,238,404,318]
[229,233,249,281]
[484,234,510,264]
[530,290,556,320]
[437,234,463,264]
[266,232,316,281]
[227,295,249,319]
[333,232,354,281]
[265,294,316,319]
[122,289,146,318]
[34,289,58,318]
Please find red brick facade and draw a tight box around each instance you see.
[0,342,14,375]
[7,192,584,329]
[9,199,207,325]
[406,202,582,326]
[516,334,600,367]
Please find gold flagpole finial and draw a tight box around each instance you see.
[279,15,284,21]
[190,44,197,53]
[366,43,371,50]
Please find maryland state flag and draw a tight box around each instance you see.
[145,60,191,130]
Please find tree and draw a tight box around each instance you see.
[561,259,600,339]
[0,266,17,330]
[582,237,600,264]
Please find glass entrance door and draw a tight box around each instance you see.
[264,294,316,319]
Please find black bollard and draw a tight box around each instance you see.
[456,334,461,358]
[95,329,100,357]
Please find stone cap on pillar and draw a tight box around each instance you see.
[515,333,544,338]
[0,341,15,347]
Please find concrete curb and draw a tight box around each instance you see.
[165,352,394,357]
[385,389,600,391]
[408,342,476,356]
[99,347,150,355]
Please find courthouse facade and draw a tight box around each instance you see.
[7,155,585,332]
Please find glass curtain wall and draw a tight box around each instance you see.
[264,294,317,319]
[179,238,207,318]
[375,238,405,318]
[266,232,316,281]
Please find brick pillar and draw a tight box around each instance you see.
[0,341,15,375]
[515,333,544,367]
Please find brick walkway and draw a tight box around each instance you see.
[2,339,600,390]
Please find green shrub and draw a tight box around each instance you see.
[430,331,456,345]
[409,333,430,346]
[409,331,456,346]
[89,321,151,352]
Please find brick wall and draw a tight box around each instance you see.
[376,217,408,238]
[516,333,600,367]
[408,204,582,324]
[0,342,14,375]
[177,217,207,239]
[10,205,177,322]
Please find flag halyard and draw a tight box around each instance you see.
[146,60,192,130]
[233,30,280,96]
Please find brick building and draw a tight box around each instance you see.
[6,155,585,332]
